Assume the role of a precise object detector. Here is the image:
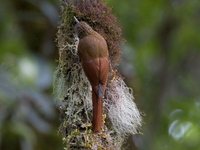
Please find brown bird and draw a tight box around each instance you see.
[74,17,109,133]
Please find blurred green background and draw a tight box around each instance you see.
[0,0,200,150]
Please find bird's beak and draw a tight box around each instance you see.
[74,16,79,24]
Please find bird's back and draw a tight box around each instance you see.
[78,32,109,62]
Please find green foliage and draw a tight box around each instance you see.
[107,0,200,150]
[0,70,62,150]
[0,0,62,150]
[1,0,200,149]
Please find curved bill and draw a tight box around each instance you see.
[74,16,79,23]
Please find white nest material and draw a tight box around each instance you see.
[105,77,142,136]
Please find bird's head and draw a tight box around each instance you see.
[74,17,94,38]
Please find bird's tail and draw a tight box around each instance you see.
[92,84,104,132]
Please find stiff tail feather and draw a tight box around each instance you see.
[92,84,104,132]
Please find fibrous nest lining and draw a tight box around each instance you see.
[106,76,142,136]
[54,0,142,149]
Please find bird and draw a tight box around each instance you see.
[74,16,110,133]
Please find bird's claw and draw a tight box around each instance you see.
[111,69,117,82]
